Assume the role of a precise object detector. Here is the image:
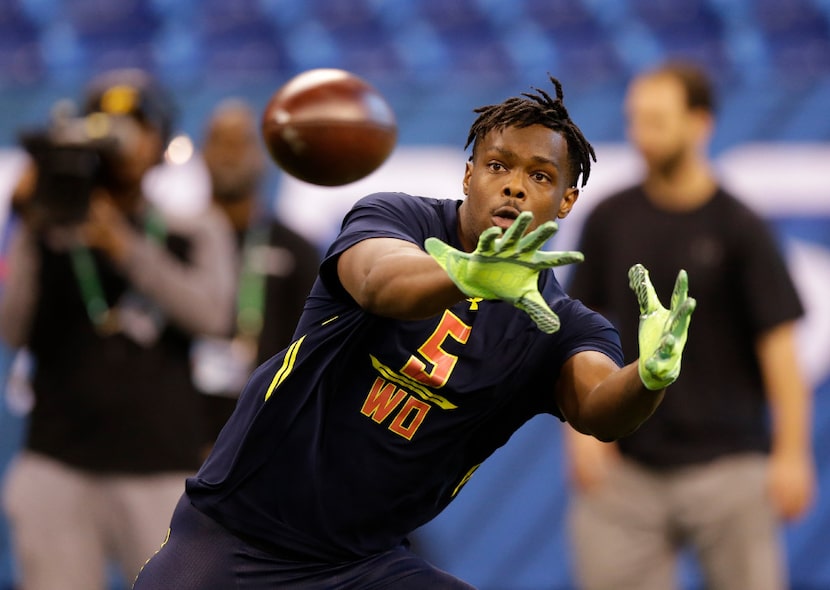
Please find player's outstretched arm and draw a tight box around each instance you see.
[425,211,583,333]
[557,264,695,441]
[338,237,469,320]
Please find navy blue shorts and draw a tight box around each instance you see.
[132,495,475,589]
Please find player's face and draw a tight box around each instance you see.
[625,75,701,173]
[458,124,578,252]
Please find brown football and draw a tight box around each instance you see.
[261,68,397,186]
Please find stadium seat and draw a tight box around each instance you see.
[626,0,734,82]
[755,0,830,82]
[195,0,291,82]
[522,0,626,89]
[414,0,518,86]
[305,0,405,80]
[0,0,44,86]
[66,0,161,76]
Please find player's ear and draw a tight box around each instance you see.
[557,187,579,219]
[462,161,473,196]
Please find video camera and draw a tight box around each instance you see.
[18,102,140,226]
[18,70,175,227]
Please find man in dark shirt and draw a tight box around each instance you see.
[565,61,815,590]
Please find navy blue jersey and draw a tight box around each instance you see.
[186,192,622,562]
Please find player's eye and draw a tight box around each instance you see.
[488,161,505,172]
[531,171,551,183]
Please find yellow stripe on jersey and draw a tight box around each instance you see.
[370,355,457,410]
[452,464,480,497]
[265,335,306,401]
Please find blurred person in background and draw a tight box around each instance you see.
[193,99,320,447]
[0,147,31,590]
[0,68,236,590]
[565,61,815,590]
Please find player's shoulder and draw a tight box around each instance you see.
[348,192,459,230]
[353,192,453,213]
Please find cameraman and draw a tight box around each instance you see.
[0,69,236,590]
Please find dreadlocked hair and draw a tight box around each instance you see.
[464,75,596,188]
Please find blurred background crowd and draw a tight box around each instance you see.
[0,1,828,589]
[0,0,829,148]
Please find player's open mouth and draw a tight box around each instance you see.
[492,206,520,229]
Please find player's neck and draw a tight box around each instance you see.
[643,155,717,212]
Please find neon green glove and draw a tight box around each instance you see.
[425,211,583,334]
[629,264,696,390]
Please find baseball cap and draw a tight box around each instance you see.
[83,68,176,142]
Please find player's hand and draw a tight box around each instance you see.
[425,211,583,333]
[629,264,696,390]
